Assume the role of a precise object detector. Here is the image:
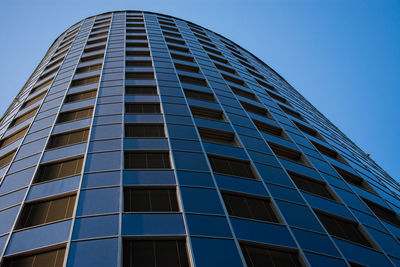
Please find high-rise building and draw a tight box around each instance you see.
[0,10,399,267]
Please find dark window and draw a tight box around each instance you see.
[21,91,46,109]
[126,61,152,67]
[126,72,155,80]
[80,53,104,63]
[293,121,320,138]
[231,86,258,101]
[184,89,215,102]
[16,195,76,229]
[198,127,238,146]
[125,103,161,114]
[124,188,178,212]
[165,37,186,46]
[123,240,189,267]
[64,89,97,103]
[221,74,246,87]
[202,46,223,56]
[47,128,90,149]
[86,37,107,46]
[279,105,305,121]
[289,172,335,200]
[126,50,151,57]
[269,142,309,166]
[208,54,229,65]
[125,124,165,138]
[312,141,347,164]
[75,64,102,73]
[253,120,283,137]
[208,155,256,179]
[190,106,224,121]
[0,126,28,148]
[125,152,171,169]
[2,247,66,267]
[70,76,100,87]
[171,53,194,62]
[178,74,208,87]
[266,91,288,104]
[334,167,376,194]
[316,211,372,247]
[214,63,235,74]
[126,29,146,34]
[241,243,302,267]
[30,79,53,95]
[126,42,148,48]
[174,63,200,73]
[35,157,84,183]
[241,101,269,117]
[198,39,217,49]
[57,107,94,123]
[163,31,182,39]
[0,150,17,169]
[363,198,400,227]
[167,44,189,53]
[126,86,157,95]
[222,191,278,222]
[10,107,39,127]
[247,68,265,80]
[83,44,106,53]
[255,79,276,91]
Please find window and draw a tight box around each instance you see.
[315,211,372,247]
[255,79,276,91]
[125,152,171,169]
[125,124,165,138]
[293,121,322,139]
[125,103,161,114]
[269,142,309,166]
[208,54,229,65]
[312,141,347,164]
[2,247,66,267]
[231,86,258,101]
[0,126,28,148]
[64,89,97,103]
[83,44,106,53]
[126,29,146,34]
[80,53,104,63]
[214,63,235,74]
[208,155,256,179]
[198,39,217,49]
[334,167,376,194]
[9,107,39,127]
[163,31,182,39]
[240,243,302,267]
[167,44,189,53]
[124,188,178,212]
[178,74,208,87]
[35,157,84,183]
[126,72,154,80]
[253,120,284,137]
[363,198,400,227]
[174,63,200,73]
[126,50,151,57]
[171,53,194,63]
[198,127,238,146]
[75,64,102,73]
[86,37,107,46]
[126,86,157,95]
[47,128,90,149]
[57,107,94,123]
[123,240,189,267]
[202,46,223,56]
[0,150,16,169]
[184,89,215,102]
[190,106,224,121]
[289,172,335,200]
[126,60,153,67]
[222,191,278,222]
[266,91,288,104]
[221,74,246,87]
[279,105,305,121]
[241,101,269,117]
[247,68,265,80]
[16,195,76,229]
[70,75,100,87]
[21,91,46,109]
[30,79,53,95]
[165,37,186,46]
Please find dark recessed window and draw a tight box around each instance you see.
[362,198,400,227]
[334,167,376,194]
[47,128,90,149]
[247,68,265,80]
[269,142,309,166]
[126,35,147,41]
[0,126,29,149]
[222,191,278,222]
[162,31,182,39]
[2,247,66,267]
[123,240,189,267]
[126,86,157,95]
[208,54,229,65]
[30,79,53,95]
[165,37,186,46]
[10,107,39,127]
[293,121,321,138]
[184,89,215,102]
[266,91,288,104]
[214,63,235,74]
[312,141,347,164]
[124,188,178,212]
[240,243,302,267]
[241,102,269,117]
[83,44,106,53]
[21,91,46,109]
[125,124,165,138]
[279,105,305,121]
[70,75,100,87]
[16,195,76,229]
[86,37,107,46]
[315,211,372,247]
[75,63,102,74]
[202,46,222,56]
[0,150,17,169]
[255,79,276,91]
[222,74,246,87]
[167,44,190,53]
[231,86,258,102]
[174,63,200,73]
[208,155,256,179]
[35,157,84,183]
[57,107,94,123]
[171,53,194,63]
[125,152,171,169]
[80,53,104,63]
[178,74,208,87]
[190,106,224,121]
[126,42,149,48]
[198,127,238,147]
[253,120,284,137]
[126,72,155,80]
[126,50,151,57]
[64,89,97,103]
[289,172,335,200]
[125,103,161,114]
[126,61,153,67]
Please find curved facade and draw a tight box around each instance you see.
[0,10,399,267]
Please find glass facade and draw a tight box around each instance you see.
[0,10,399,267]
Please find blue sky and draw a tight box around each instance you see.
[0,0,399,180]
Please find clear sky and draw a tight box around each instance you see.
[0,0,399,181]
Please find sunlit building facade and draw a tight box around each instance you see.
[0,10,399,267]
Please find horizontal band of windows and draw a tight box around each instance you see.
[2,246,66,267]
[34,156,84,183]
[125,151,171,169]
[125,124,165,138]
[124,187,178,212]
[208,154,256,180]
